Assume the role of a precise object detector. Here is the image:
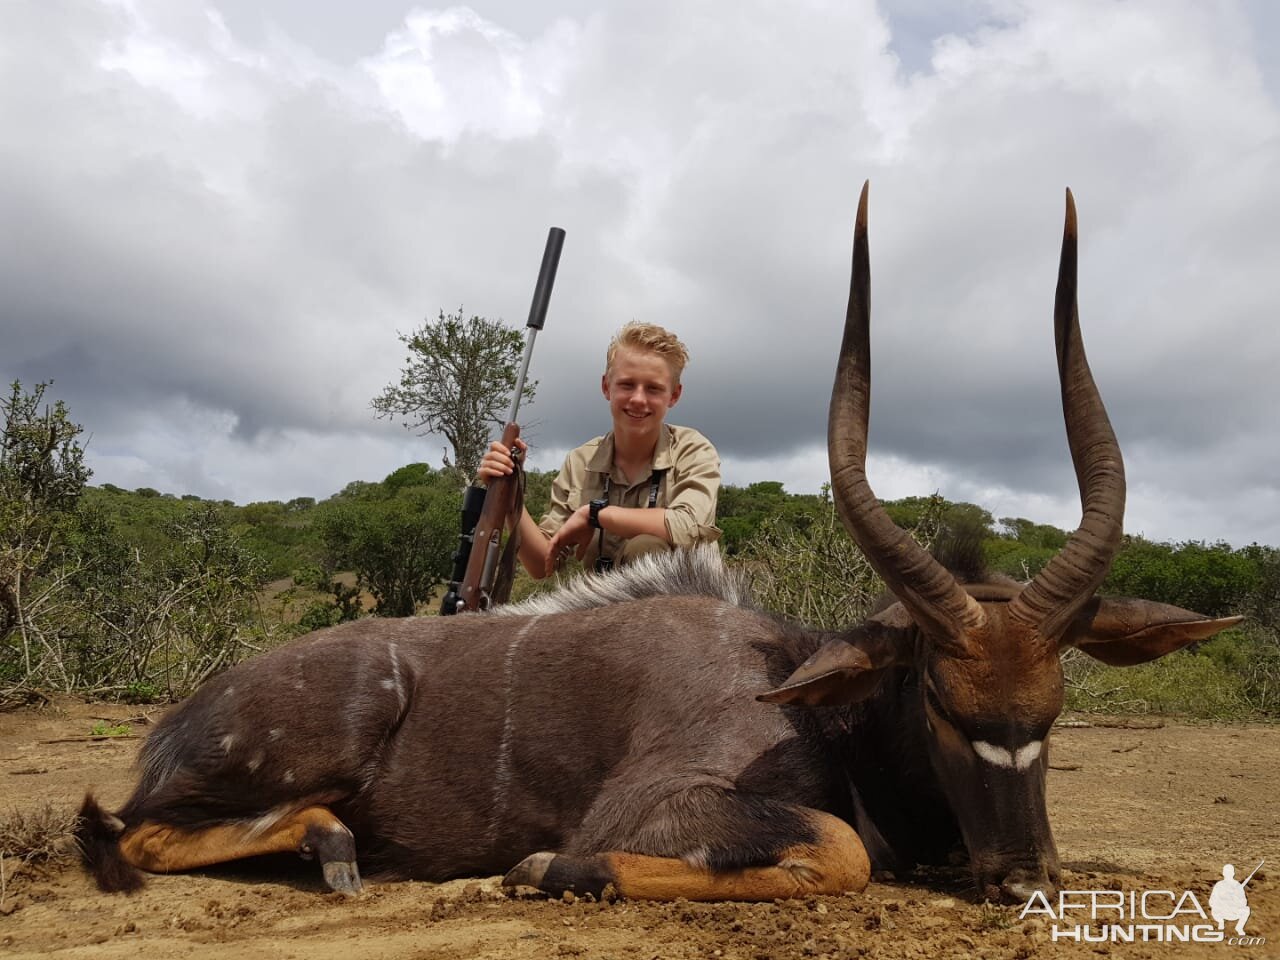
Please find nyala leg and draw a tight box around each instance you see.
[503,808,868,902]
[120,805,362,893]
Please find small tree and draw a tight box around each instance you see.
[372,308,536,480]
[1,381,91,655]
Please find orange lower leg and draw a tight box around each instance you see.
[609,812,870,901]
[504,809,870,902]
[120,805,349,873]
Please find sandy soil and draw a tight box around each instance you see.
[0,699,1275,959]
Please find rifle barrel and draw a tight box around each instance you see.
[1242,859,1264,887]
[507,330,538,426]
[506,227,564,425]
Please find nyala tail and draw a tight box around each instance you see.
[75,793,144,893]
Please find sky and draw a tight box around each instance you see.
[2,0,1278,546]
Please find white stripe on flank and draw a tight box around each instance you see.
[971,739,1043,771]
[486,617,541,848]
[388,642,406,710]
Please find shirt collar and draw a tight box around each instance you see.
[585,425,674,478]
[652,423,674,470]
[586,433,615,474]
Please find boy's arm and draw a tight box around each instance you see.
[660,430,722,546]
[586,504,671,541]
[515,508,554,579]
[530,452,591,578]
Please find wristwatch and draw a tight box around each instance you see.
[588,498,609,529]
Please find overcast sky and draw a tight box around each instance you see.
[3,0,1278,546]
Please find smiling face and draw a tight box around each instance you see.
[602,346,682,449]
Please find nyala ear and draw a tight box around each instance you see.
[758,617,915,707]
[1061,597,1243,667]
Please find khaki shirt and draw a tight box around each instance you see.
[538,423,722,569]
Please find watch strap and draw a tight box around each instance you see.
[588,498,608,529]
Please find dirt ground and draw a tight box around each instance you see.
[0,699,1275,959]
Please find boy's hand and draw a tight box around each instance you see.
[545,505,594,576]
[477,437,527,483]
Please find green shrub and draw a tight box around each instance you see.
[89,721,132,737]
[1104,538,1260,617]
[1063,624,1279,720]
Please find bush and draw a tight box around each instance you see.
[49,505,269,698]
[3,475,272,703]
[1104,538,1259,617]
[1063,623,1279,719]
[1065,648,1250,719]
[314,470,459,617]
[741,488,945,629]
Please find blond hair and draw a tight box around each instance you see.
[605,322,690,383]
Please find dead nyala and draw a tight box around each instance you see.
[77,184,1239,903]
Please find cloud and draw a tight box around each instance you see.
[1,0,1277,546]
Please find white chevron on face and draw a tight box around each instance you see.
[971,739,1043,771]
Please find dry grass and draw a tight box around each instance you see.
[0,800,78,864]
[743,490,945,629]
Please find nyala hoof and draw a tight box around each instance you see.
[502,851,556,891]
[502,851,613,898]
[322,860,363,894]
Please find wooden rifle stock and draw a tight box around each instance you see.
[458,422,522,612]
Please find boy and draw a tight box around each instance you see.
[478,322,720,578]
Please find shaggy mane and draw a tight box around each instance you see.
[492,545,752,617]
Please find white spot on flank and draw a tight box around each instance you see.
[269,728,284,741]
[223,686,235,697]
[971,739,1043,771]
[683,846,710,870]
[247,752,264,772]
[283,769,295,784]
[486,616,541,848]
[220,734,236,753]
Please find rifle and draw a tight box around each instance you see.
[1241,860,1264,887]
[439,226,565,615]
